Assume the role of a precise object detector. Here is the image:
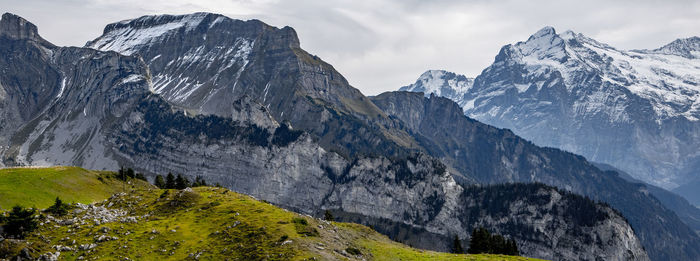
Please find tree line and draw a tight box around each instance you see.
[117,166,217,190]
[153,172,211,190]
[452,226,519,256]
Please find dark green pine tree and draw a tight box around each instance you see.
[175,174,190,189]
[135,173,147,181]
[467,227,490,254]
[154,175,166,188]
[46,197,69,216]
[507,238,520,256]
[3,206,38,239]
[126,168,135,179]
[452,235,464,254]
[118,166,126,181]
[165,172,176,189]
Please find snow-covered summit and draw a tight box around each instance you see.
[639,36,700,59]
[399,70,474,103]
[86,13,215,55]
[488,26,700,121]
[400,27,700,189]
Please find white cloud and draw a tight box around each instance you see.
[2,0,699,95]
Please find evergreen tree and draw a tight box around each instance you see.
[468,227,490,254]
[3,206,37,239]
[192,176,207,187]
[135,172,147,181]
[118,166,126,181]
[452,235,464,254]
[126,168,135,179]
[507,239,519,256]
[175,174,190,189]
[467,226,519,256]
[154,175,166,188]
[45,197,69,216]
[165,172,176,189]
[324,210,334,221]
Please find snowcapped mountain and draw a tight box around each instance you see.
[404,27,700,194]
[399,70,474,102]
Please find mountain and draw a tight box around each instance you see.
[81,13,700,259]
[399,70,474,103]
[403,27,700,196]
[403,68,700,232]
[674,179,700,208]
[0,12,649,260]
[1,167,542,261]
[85,12,416,160]
[371,91,700,260]
[593,162,700,232]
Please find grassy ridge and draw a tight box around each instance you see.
[0,167,143,210]
[0,167,543,260]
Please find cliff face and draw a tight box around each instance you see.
[371,91,700,260]
[86,13,411,159]
[0,12,652,260]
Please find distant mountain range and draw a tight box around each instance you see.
[2,12,699,260]
[400,27,700,205]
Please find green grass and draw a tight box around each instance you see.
[0,167,544,260]
[0,166,147,210]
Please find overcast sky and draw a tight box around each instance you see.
[2,0,699,95]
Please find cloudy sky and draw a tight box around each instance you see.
[2,0,699,95]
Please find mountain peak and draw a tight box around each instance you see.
[102,12,212,35]
[651,36,700,58]
[399,70,474,104]
[87,12,300,55]
[0,13,52,46]
[529,26,557,40]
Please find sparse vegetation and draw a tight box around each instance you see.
[0,167,541,260]
[324,209,334,221]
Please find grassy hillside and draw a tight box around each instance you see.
[0,166,149,210]
[0,167,542,260]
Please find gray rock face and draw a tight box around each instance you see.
[371,91,700,261]
[86,13,405,159]
[0,12,650,260]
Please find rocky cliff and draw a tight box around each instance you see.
[371,91,700,260]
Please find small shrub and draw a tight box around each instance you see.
[165,190,201,209]
[292,217,318,237]
[291,218,308,225]
[346,247,362,255]
[324,210,334,221]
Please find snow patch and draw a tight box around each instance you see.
[87,13,207,55]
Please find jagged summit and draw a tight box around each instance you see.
[0,13,53,47]
[398,70,474,104]
[642,36,700,58]
[528,26,557,40]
